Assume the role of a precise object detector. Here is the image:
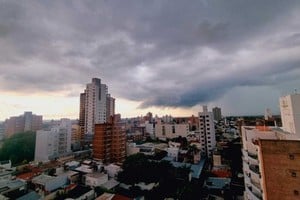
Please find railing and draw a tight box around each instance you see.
[246,186,262,200]
[249,165,260,175]
[250,178,261,191]
[248,152,258,159]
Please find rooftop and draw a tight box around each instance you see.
[0,180,26,194]
[204,177,231,189]
[85,172,107,178]
[101,179,119,190]
[67,185,92,199]
[32,174,56,185]
[162,157,206,179]
[16,191,41,200]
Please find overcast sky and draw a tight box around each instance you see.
[1,0,300,120]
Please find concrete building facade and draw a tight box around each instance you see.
[259,139,300,200]
[93,116,126,163]
[212,107,222,121]
[34,119,72,162]
[79,78,115,140]
[4,112,42,137]
[279,93,300,136]
[241,126,299,200]
[199,106,216,157]
[154,119,189,139]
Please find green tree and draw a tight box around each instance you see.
[0,131,36,166]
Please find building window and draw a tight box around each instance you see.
[294,190,299,196]
[162,126,166,136]
[289,154,295,160]
[172,126,175,134]
[291,171,297,177]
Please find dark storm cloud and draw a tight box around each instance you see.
[0,0,300,111]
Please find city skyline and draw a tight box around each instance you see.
[1,0,300,120]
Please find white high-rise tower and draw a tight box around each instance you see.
[279,93,300,136]
[80,78,114,135]
[198,106,216,157]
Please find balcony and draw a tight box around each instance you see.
[248,152,258,159]
[249,164,260,175]
[246,185,262,200]
[248,153,259,165]
[250,178,261,191]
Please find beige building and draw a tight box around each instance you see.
[79,78,115,141]
[4,112,42,137]
[155,119,189,139]
[199,106,216,157]
[242,93,300,200]
[279,93,300,136]
[259,139,300,200]
[241,126,299,200]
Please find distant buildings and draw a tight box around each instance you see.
[4,112,42,137]
[34,119,72,162]
[199,106,216,157]
[79,78,115,140]
[212,107,222,121]
[93,116,126,163]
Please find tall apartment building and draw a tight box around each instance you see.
[198,106,216,157]
[242,93,300,200]
[279,93,300,136]
[34,119,72,162]
[79,78,115,140]
[93,116,126,163]
[212,107,222,121]
[79,92,86,140]
[106,94,115,122]
[241,126,299,200]
[4,112,43,137]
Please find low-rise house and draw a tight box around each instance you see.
[85,173,108,187]
[104,164,121,178]
[96,192,132,200]
[65,185,95,200]
[16,191,42,200]
[204,177,231,198]
[56,170,80,184]
[0,179,27,197]
[32,174,68,195]
[100,179,119,190]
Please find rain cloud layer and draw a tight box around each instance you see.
[1,0,300,115]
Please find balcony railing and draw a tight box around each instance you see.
[249,164,260,175]
[250,178,261,191]
[246,186,262,200]
[248,152,258,159]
